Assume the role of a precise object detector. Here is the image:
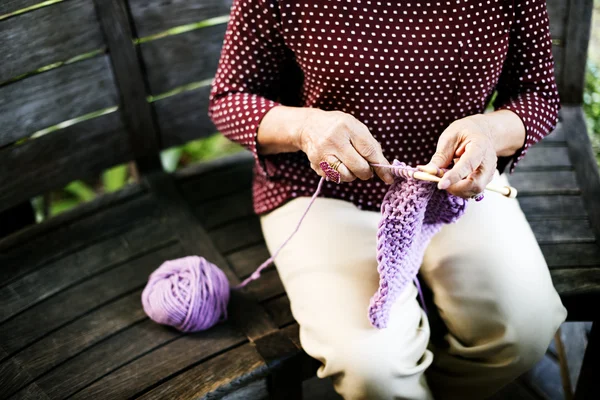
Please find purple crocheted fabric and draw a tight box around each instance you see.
[368,161,467,328]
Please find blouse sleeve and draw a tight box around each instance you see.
[208,0,286,178]
[492,0,561,173]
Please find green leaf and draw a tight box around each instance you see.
[50,198,82,216]
[160,147,184,172]
[102,164,128,193]
[64,181,96,202]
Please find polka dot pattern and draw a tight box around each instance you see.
[208,0,560,215]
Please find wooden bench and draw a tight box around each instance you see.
[0,0,598,398]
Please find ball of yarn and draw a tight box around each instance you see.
[141,256,230,332]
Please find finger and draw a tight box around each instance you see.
[348,120,395,184]
[336,142,374,181]
[322,154,357,183]
[446,169,486,199]
[420,130,456,179]
[438,141,485,190]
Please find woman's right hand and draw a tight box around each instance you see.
[258,106,394,184]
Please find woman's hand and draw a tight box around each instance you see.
[258,106,394,184]
[419,111,526,199]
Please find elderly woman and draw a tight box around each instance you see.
[208,0,567,399]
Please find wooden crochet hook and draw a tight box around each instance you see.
[411,170,518,199]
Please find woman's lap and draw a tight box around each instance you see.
[259,174,566,400]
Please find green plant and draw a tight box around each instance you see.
[584,60,600,166]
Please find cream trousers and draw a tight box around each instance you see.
[260,174,567,400]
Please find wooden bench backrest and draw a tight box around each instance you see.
[0,0,592,214]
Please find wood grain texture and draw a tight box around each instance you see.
[0,241,180,355]
[140,24,226,95]
[517,146,571,169]
[244,268,286,303]
[561,0,594,104]
[210,216,264,255]
[128,0,232,38]
[529,219,595,245]
[0,56,118,146]
[10,382,50,400]
[543,119,567,142]
[0,0,104,83]
[0,189,153,286]
[0,112,133,214]
[542,244,600,268]
[0,290,147,398]
[70,325,246,399]
[136,342,266,400]
[550,268,600,296]
[92,0,162,172]
[264,296,293,327]
[518,195,587,219]
[194,189,254,230]
[509,170,580,196]
[153,85,217,149]
[552,45,565,96]
[23,320,182,399]
[227,244,271,278]
[563,106,600,243]
[546,0,569,42]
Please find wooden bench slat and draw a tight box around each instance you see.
[0,289,147,399]
[0,0,104,83]
[518,195,587,218]
[194,189,254,230]
[542,119,566,142]
[552,45,564,93]
[517,146,571,169]
[136,342,266,400]
[70,325,246,399]
[546,0,569,42]
[509,170,580,195]
[0,241,181,356]
[10,382,50,400]
[245,268,286,303]
[530,219,596,244]
[18,320,182,400]
[140,24,226,95]
[541,243,600,268]
[128,0,232,38]
[0,191,156,286]
[227,244,271,278]
[550,268,600,296]
[210,216,264,255]
[0,56,118,146]
[0,112,134,214]
[264,295,294,328]
[154,86,216,148]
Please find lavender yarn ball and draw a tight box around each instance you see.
[141,256,230,332]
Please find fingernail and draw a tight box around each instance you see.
[438,180,450,190]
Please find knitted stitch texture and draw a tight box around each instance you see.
[369,161,467,328]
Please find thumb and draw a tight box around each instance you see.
[418,133,455,176]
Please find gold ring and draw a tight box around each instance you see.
[330,160,342,172]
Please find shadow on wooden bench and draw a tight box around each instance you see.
[0,0,598,399]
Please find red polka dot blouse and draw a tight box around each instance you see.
[208,0,560,215]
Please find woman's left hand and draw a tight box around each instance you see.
[419,114,499,199]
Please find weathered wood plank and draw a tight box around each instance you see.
[550,268,600,296]
[561,0,594,104]
[128,0,232,38]
[517,146,571,169]
[0,189,154,286]
[508,170,580,196]
[0,290,147,398]
[10,382,50,400]
[21,320,181,399]
[0,56,118,145]
[70,325,246,399]
[136,342,266,400]
[529,219,595,244]
[178,153,253,203]
[264,295,294,328]
[194,189,254,230]
[140,24,225,95]
[244,268,285,303]
[563,107,600,243]
[221,380,269,400]
[0,0,104,83]
[0,218,174,325]
[0,241,181,355]
[154,85,216,148]
[518,195,587,219]
[227,244,271,278]
[0,112,134,214]
[543,119,566,142]
[552,44,564,96]
[546,0,569,42]
[542,244,600,268]
[92,0,162,172]
[210,216,264,255]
